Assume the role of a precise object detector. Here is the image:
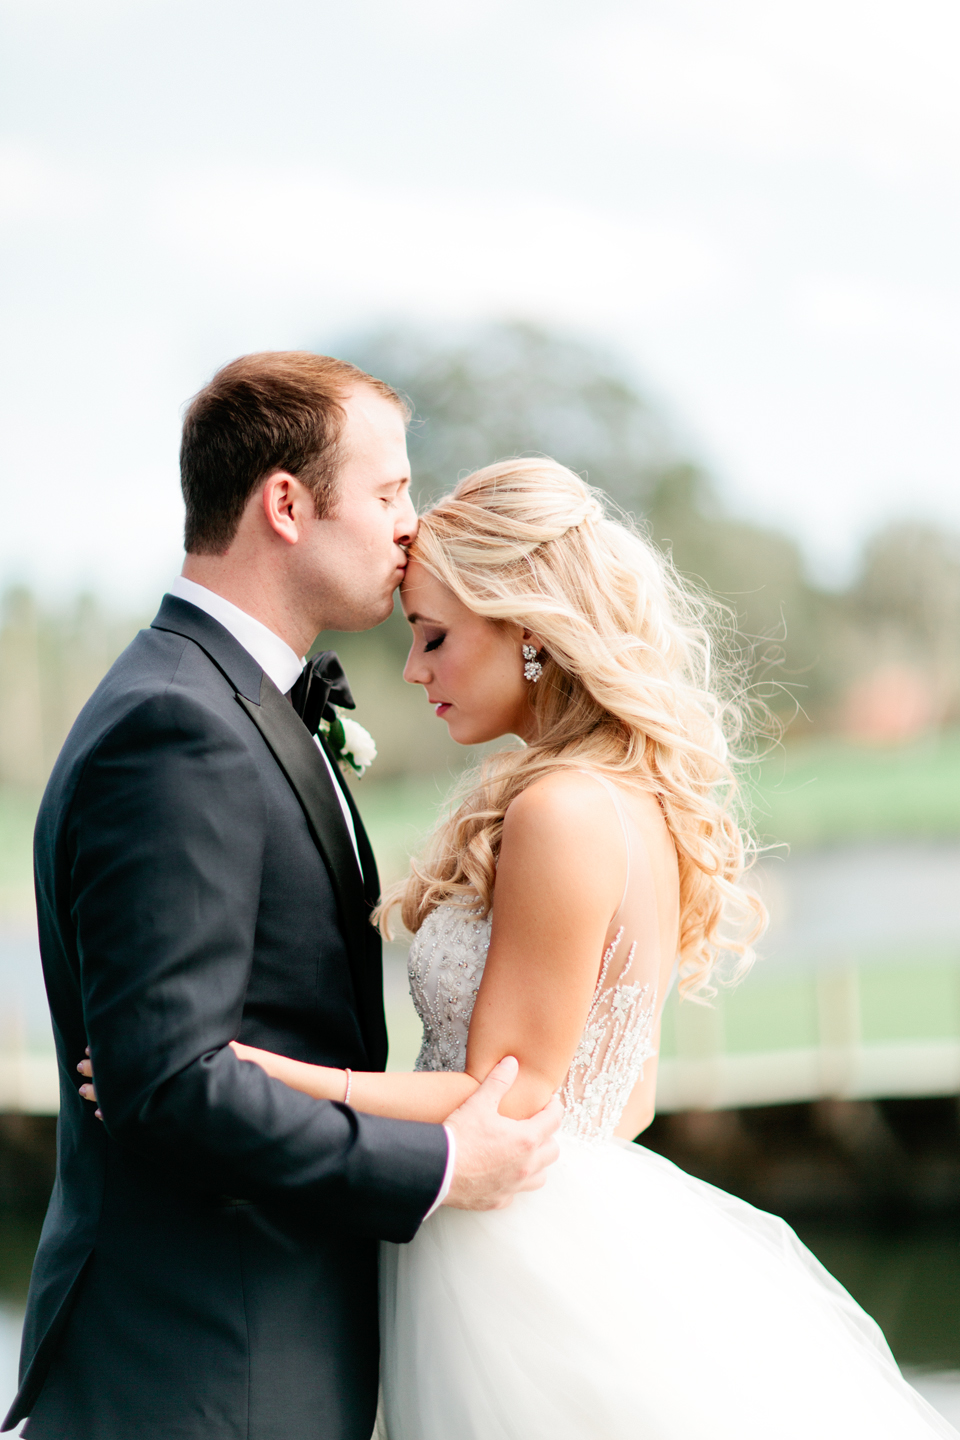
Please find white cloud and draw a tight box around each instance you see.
[791,275,960,355]
[562,0,960,177]
[144,164,732,327]
[0,143,106,226]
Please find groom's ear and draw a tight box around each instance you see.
[260,470,309,546]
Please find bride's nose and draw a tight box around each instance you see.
[403,645,430,686]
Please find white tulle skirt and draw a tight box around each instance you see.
[377,1137,957,1439]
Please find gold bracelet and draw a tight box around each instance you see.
[343,1068,352,1105]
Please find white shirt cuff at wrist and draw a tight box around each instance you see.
[423,1125,456,1220]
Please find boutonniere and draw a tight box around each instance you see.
[319,709,378,778]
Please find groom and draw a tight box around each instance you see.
[4,352,561,1439]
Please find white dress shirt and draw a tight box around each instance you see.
[167,575,455,1214]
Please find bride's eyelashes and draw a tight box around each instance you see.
[423,633,446,653]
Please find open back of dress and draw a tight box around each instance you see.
[557,771,666,1141]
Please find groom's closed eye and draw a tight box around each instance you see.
[380,477,411,506]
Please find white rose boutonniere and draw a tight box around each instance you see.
[320,709,378,778]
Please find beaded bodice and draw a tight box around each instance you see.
[408,900,659,1142]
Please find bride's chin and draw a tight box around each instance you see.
[447,719,513,748]
[445,723,475,747]
[443,714,481,746]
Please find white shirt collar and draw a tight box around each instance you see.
[168,576,304,694]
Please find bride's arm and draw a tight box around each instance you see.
[228,773,623,1125]
[228,1042,477,1123]
[464,771,626,1120]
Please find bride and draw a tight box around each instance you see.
[233,458,953,1438]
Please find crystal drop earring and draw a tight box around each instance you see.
[522,643,543,683]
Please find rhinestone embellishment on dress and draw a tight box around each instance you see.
[559,926,657,1140]
[407,906,658,1142]
[408,905,492,1074]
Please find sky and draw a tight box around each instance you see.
[3,0,960,602]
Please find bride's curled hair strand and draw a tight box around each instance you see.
[377,457,766,1000]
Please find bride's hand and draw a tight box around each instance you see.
[76,1048,102,1120]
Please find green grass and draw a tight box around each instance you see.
[750,730,960,849]
[3,729,959,922]
[657,958,960,1061]
[351,730,960,884]
[349,772,462,887]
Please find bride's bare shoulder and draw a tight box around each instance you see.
[502,768,673,872]
[501,769,624,853]
[496,769,627,919]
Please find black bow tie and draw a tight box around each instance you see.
[288,650,356,737]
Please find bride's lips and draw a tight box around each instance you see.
[432,702,452,718]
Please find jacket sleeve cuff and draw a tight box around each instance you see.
[422,1125,456,1219]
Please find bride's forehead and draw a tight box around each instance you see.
[400,561,458,615]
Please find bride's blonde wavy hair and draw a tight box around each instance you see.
[378,457,766,999]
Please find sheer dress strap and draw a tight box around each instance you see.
[575,769,631,920]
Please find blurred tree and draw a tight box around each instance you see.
[338,320,828,726]
[0,590,45,789]
[842,522,960,727]
[0,590,142,789]
[645,465,841,721]
[343,320,674,513]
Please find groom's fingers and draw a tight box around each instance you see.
[443,1061,563,1209]
[506,1095,561,1196]
[530,1093,563,1139]
[475,1055,519,1105]
[515,1101,562,1192]
[77,1054,99,1104]
[516,1094,563,1154]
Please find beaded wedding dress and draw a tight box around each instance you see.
[378,775,955,1439]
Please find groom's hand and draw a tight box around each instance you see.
[442,1056,561,1211]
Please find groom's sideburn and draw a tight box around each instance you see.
[4,597,447,1440]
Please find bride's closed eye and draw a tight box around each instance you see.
[424,634,445,653]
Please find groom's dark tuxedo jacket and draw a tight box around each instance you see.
[3,596,447,1440]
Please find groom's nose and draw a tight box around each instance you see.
[395,488,418,550]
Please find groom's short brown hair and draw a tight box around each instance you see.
[180,351,408,555]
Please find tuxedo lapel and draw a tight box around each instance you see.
[151,595,387,1067]
[320,742,381,904]
[236,678,387,1066]
[318,749,388,1068]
